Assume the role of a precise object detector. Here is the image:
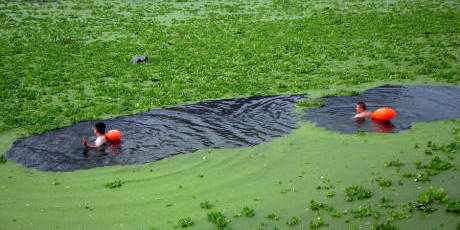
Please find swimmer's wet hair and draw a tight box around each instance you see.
[95,122,106,134]
[357,101,366,110]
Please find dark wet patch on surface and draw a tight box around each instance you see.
[302,85,460,134]
[7,95,303,172]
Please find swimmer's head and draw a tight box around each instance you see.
[356,102,366,113]
[94,122,106,135]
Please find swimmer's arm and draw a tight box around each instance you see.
[82,139,103,148]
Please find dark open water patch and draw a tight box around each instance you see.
[7,95,303,172]
[302,85,460,134]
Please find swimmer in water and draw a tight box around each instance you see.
[82,122,107,148]
[354,101,372,119]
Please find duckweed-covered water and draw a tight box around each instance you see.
[302,85,460,133]
[7,94,302,172]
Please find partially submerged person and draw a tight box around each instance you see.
[354,102,372,119]
[82,122,107,148]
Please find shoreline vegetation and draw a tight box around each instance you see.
[0,0,459,229]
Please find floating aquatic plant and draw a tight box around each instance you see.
[286,216,300,227]
[344,185,373,201]
[310,200,325,211]
[413,187,448,213]
[175,217,193,229]
[446,199,460,213]
[242,207,255,217]
[326,190,336,197]
[375,177,392,187]
[383,159,403,168]
[379,197,396,209]
[351,204,380,219]
[309,200,341,218]
[355,129,365,135]
[416,156,453,176]
[207,211,229,228]
[296,100,324,108]
[372,221,399,230]
[0,154,6,164]
[105,178,123,189]
[266,213,280,221]
[200,201,212,209]
[309,214,328,229]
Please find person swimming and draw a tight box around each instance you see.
[82,122,107,148]
[354,101,372,119]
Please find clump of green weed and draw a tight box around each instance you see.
[258,222,267,229]
[344,185,373,201]
[416,156,453,176]
[379,197,396,209]
[286,216,300,227]
[351,204,380,219]
[296,100,325,108]
[413,187,448,213]
[326,190,335,197]
[387,208,413,221]
[375,177,392,187]
[316,177,336,197]
[242,207,255,217]
[266,213,280,220]
[310,200,325,211]
[327,206,341,218]
[383,159,403,168]
[427,141,459,154]
[372,221,400,230]
[309,214,328,229]
[309,200,341,218]
[207,211,229,228]
[105,178,123,189]
[200,201,212,209]
[401,172,431,182]
[355,129,365,135]
[446,199,460,213]
[424,149,433,155]
[175,217,193,228]
[0,154,7,163]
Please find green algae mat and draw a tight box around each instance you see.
[0,0,460,229]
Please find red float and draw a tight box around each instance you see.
[106,129,121,141]
[371,107,396,121]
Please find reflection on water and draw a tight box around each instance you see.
[371,120,395,133]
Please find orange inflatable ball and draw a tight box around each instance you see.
[106,129,121,141]
[371,107,396,121]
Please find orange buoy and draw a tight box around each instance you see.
[371,107,396,121]
[106,129,121,141]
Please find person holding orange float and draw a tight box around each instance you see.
[354,102,396,121]
[353,102,372,119]
[82,122,107,148]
